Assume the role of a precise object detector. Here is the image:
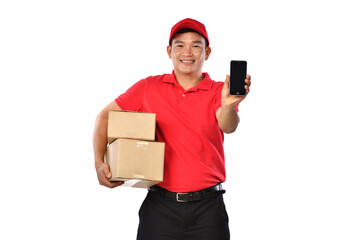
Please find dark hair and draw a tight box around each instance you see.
[170,28,209,47]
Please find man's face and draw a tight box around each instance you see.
[167,32,211,76]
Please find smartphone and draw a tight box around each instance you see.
[230,60,247,95]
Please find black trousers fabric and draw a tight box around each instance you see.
[137,190,230,240]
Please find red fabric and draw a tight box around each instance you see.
[169,18,209,45]
[115,72,233,192]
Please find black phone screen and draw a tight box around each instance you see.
[230,60,247,95]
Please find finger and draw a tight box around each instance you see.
[224,75,230,88]
[101,177,123,188]
[109,181,124,188]
[106,170,112,180]
[225,74,230,82]
[244,85,250,95]
[245,76,251,87]
[245,78,251,87]
[99,169,112,185]
[101,164,112,179]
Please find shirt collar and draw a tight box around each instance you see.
[163,70,213,91]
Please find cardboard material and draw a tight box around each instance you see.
[107,111,156,144]
[106,139,165,188]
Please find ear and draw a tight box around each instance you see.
[167,45,172,59]
[205,46,211,60]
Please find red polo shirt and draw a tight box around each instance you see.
[115,71,231,192]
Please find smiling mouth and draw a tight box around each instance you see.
[181,60,195,64]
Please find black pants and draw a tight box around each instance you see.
[137,190,230,240]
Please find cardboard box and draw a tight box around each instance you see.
[106,138,165,188]
[107,111,156,144]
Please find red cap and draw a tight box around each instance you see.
[169,18,209,46]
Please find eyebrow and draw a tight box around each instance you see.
[173,40,204,44]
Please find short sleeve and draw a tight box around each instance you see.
[115,78,146,111]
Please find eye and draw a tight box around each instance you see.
[176,44,183,48]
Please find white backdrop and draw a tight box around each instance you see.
[1,0,359,239]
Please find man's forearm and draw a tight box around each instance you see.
[93,101,122,166]
[93,111,108,165]
[217,106,240,133]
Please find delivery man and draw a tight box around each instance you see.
[93,18,251,240]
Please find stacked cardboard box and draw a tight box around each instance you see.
[106,111,165,188]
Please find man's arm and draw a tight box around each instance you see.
[93,101,124,188]
[216,74,251,133]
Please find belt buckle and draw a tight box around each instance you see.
[176,193,187,202]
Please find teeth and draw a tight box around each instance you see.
[182,60,193,63]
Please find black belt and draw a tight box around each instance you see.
[149,183,225,203]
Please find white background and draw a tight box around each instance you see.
[1,0,359,239]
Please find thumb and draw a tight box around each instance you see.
[225,74,230,83]
[223,75,230,90]
[103,166,112,179]
[224,75,230,86]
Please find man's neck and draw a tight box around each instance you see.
[174,70,204,91]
